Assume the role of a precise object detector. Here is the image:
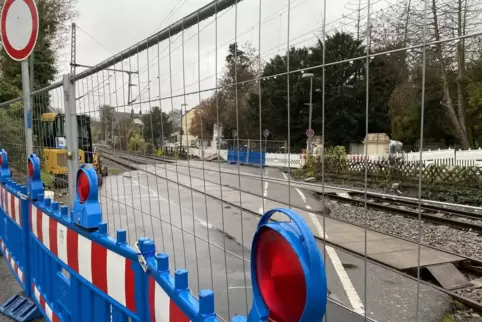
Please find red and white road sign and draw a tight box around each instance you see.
[1,0,39,61]
[306,128,315,138]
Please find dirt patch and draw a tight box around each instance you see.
[9,167,27,186]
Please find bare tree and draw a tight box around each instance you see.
[428,0,482,148]
[371,0,481,148]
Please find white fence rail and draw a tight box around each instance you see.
[348,148,482,167]
[265,153,304,168]
[189,147,482,168]
[188,147,228,161]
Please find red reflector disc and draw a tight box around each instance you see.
[77,171,90,203]
[28,160,34,178]
[255,227,306,321]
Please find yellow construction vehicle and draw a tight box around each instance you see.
[40,113,107,188]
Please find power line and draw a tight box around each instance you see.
[76,25,116,56]
[151,0,189,34]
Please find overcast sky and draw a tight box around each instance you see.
[50,0,391,117]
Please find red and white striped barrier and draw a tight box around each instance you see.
[148,276,190,322]
[0,186,21,226]
[32,282,61,322]
[30,204,137,312]
[0,153,222,322]
[0,237,24,284]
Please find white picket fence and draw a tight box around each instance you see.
[187,147,228,160]
[188,147,482,169]
[348,148,482,167]
[187,148,305,168]
[264,153,304,168]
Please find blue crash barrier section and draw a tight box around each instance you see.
[0,149,327,322]
[227,149,265,167]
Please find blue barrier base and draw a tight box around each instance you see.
[0,295,42,322]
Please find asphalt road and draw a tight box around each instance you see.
[98,159,453,322]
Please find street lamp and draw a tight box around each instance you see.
[302,72,314,153]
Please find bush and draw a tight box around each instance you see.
[128,133,145,152]
[144,142,155,154]
[326,146,347,161]
[423,188,482,206]
[155,148,164,157]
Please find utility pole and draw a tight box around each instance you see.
[302,72,314,153]
[71,23,77,76]
[73,64,138,104]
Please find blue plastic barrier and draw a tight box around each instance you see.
[0,149,327,322]
[246,152,265,167]
[0,181,29,294]
[29,198,145,322]
[227,149,247,164]
[227,150,265,167]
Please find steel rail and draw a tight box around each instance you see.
[349,191,482,221]
[325,193,482,232]
[98,147,482,212]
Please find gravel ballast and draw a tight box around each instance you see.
[324,199,482,261]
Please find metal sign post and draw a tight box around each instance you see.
[1,0,39,163]
[263,129,270,157]
[63,75,79,209]
[21,62,33,160]
[306,128,315,154]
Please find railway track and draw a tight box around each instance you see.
[97,148,482,313]
[325,192,482,232]
[100,148,482,232]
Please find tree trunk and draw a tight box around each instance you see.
[403,0,411,43]
[431,0,471,148]
[456,0,471,144]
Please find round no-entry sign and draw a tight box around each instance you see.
[306,128,315,138]
[1,0,39,61]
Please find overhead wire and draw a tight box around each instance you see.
[76,0,398,117]
[150,0,189,34]
[109,0,387,108]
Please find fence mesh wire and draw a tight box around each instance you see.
[1,0,482,321]
[0,85,66,189]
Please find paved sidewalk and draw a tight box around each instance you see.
[0,256,43,322]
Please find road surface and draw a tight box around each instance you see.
[97,159,452,322]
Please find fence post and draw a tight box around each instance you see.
[63,75,79,208]
[21,61,33,162]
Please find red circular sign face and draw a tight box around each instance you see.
[306,128,315,138]
[1,0,39,61]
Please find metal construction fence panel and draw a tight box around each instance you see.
[0,151,225,321]
[0,84,67,188]
[0,149,327,321]
[2,0,482,321]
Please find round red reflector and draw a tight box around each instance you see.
[77,171,90,203]
[255,227,306,322]
[28,160,34,178]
